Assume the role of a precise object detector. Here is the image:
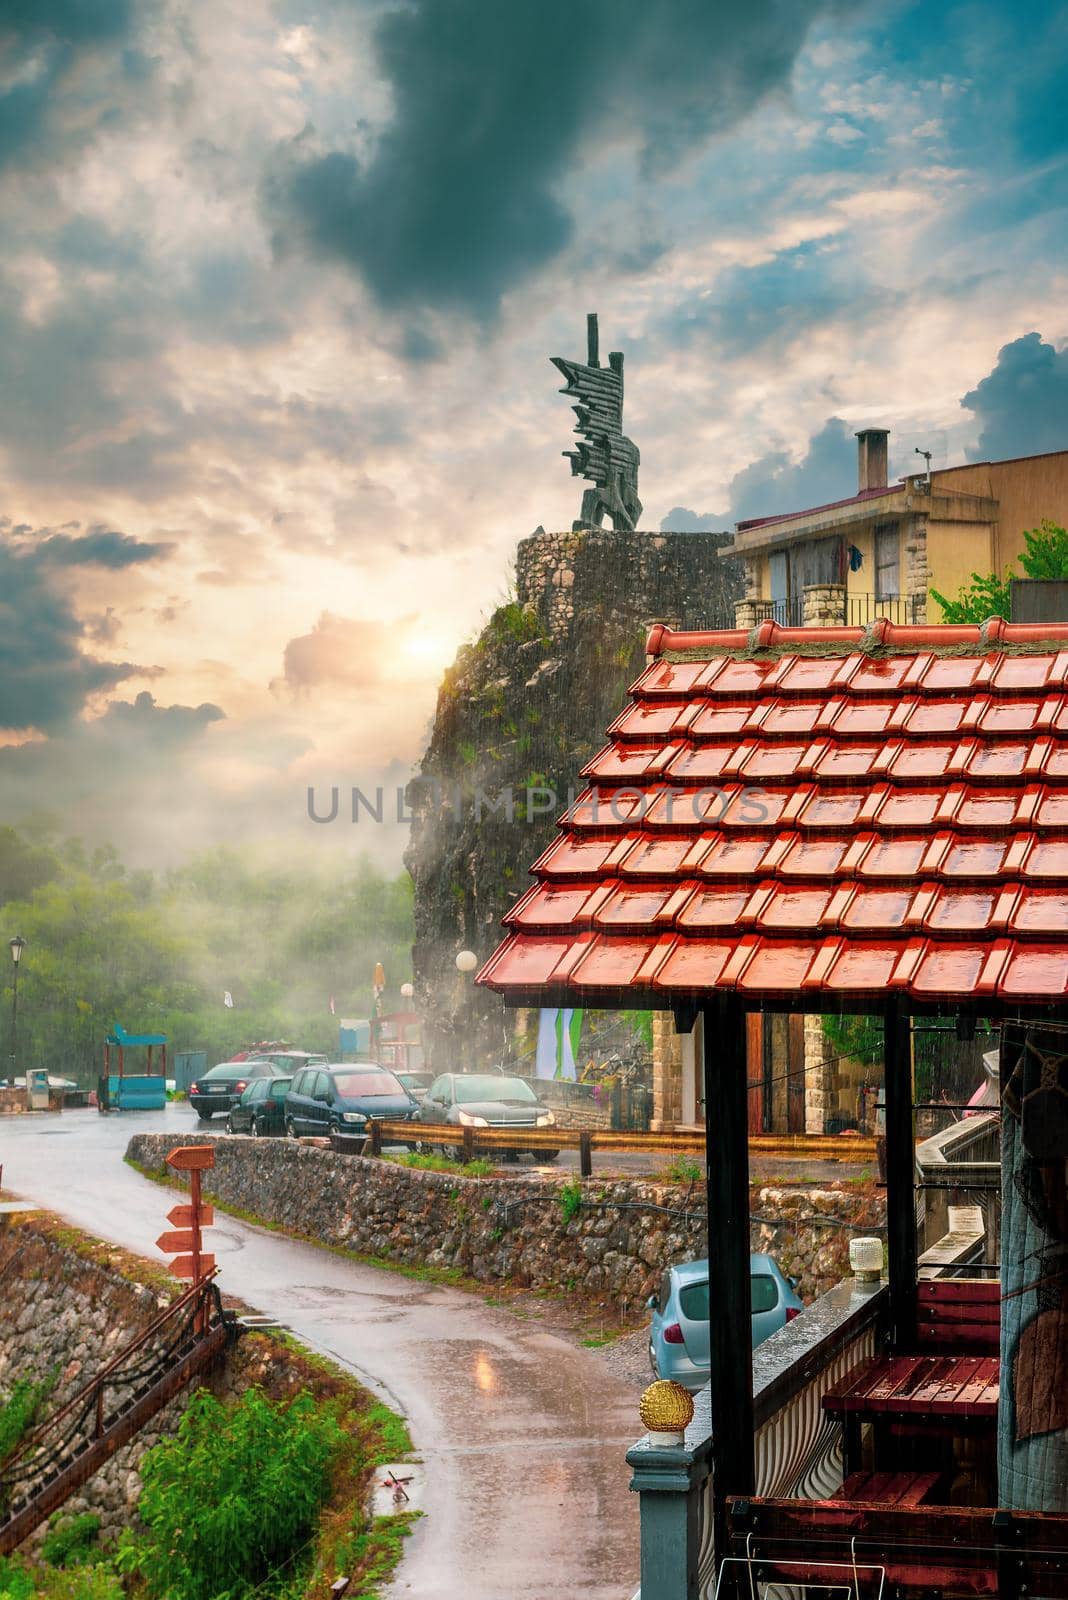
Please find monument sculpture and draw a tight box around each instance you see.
[551,313,642,532]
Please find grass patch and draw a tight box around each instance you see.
[383,1152,494,1179]
[328,1509,423,1600]
[657,1156,702,1185]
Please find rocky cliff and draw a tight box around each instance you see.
[404,526,742,1066]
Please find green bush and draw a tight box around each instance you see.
[41,1513,101,1568]
[0,1557,121,1599]
[929,570,1013,624]
[0,1557,32,1599]
[662,1155,702,1185]
[1020,519,1068,579]
[121,1386,344,1600]
[0,1376,54,1465]
[558,1180,583,1225]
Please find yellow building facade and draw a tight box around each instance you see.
[724,431,1068,628]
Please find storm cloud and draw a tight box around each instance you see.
[663,417,857,530]
[963,332,1068,461]
[275,0,842,315]
[0,524,169,731]
[0,0,145,171]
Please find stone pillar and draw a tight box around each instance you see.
[802,583,847,627]
[803,1016,837,1135]
[651,1011,683,1130]
[903,513,929,623]
[734,599,761,628]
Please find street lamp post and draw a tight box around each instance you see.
[9,936,25,1085]
[455,950,477,1073]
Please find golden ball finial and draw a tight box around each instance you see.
[639,1380,695,1435]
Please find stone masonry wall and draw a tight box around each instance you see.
[127,1134,885,1306]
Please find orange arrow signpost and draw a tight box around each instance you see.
[167,1202,214,1228]
[155,1229,197,1254]
[168,1254,217,1279]
[161,1145,215,1324]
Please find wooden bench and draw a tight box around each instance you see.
[834,1470,942,1506]
[726,1497,1068,1599]
[916,1277,1000,1355]
[824,1352,999,1476]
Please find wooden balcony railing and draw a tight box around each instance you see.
[626,1278,889,1599]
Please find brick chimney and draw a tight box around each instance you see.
[855,428,889,492]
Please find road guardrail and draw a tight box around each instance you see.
[335,1121,875,1176]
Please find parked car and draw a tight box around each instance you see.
[284,1063,418,1138]
[261,1050,328,1075]
[395,1070,434,1102]
[189,1058,279,1121]
[647,1253,803,1392]
[414,1072,558,1160]
[226,1075,293,1137]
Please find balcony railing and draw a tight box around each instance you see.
[748,593,924,628]
[627,1278,889,1600]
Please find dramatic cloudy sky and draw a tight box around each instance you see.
[1,0,1067,866]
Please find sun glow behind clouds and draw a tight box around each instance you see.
[399,627,458,672]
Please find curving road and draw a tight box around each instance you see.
[0,1105,639,1599]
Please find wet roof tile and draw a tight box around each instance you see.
[479,623,1068,1007]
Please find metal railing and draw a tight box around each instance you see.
[626,1278,889,1599]
[844,592,924,626]
[749,593,924,628]
[0,1275,231,1553]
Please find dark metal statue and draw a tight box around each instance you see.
[551,313,642,532]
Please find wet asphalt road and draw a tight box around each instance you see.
[0,1105,639,1600]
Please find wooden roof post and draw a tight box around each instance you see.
[703,995,754,1562]
[884,1005,918,1353]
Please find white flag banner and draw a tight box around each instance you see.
[535,1008,558,1079]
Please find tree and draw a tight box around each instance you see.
[1020,519,1068,579]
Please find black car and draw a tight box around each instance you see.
[414,1072,559,1159]
[189,1059,279,1121]
[284,1063,418,1138]
[226,1075,293,1137]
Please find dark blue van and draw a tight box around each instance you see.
[284,1062,418,1138]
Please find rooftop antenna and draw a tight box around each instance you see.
[915,445,932,489]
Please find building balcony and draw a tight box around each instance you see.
[738,590,925,630]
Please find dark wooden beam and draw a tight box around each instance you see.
[703,997,754,1561]
[884,1006,917,1352]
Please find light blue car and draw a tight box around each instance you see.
[647,1253,804,1393]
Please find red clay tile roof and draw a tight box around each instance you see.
[477,620,1068,1010]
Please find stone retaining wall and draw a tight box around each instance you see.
[127,1134,884,1305]
[0,1219,344,1550]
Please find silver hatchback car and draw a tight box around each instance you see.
[647,1253,804,1393]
